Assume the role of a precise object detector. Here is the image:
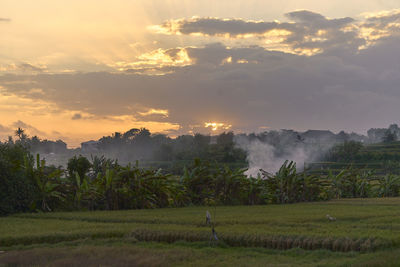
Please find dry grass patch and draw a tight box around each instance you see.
[0,246,194,267]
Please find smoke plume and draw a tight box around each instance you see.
[234,134,333,177]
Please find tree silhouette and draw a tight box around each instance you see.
[382,130,397,143]
[14,127,27,141]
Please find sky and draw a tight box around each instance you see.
[1,0,400,147]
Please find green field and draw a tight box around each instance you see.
[2,198,400,266]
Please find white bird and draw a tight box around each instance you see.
[206,210,212,225]
[326,214,336,221]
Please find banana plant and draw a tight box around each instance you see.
[243,174,267,205]
[327,169,347,199]
[378,174,400,197]
[181,159,215,205]
[299,171,321,202]
[262,160,299,204]
[215,165,247,204]
[99,168,117,210]
[74,172,98,210]
[356,170,374,198]
[32,154,65,211]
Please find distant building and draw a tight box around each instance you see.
[81,140,99,152]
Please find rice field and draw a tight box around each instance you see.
[2,198,400,266]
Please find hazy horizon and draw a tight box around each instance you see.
[2,124,380,149]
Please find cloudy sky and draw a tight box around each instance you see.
[1,0,400,147]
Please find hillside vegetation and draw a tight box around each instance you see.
[310,141,400,176]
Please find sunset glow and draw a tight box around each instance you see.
[1,0,400,147]
[204,122,232,131]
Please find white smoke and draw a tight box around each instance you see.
[235,136,325,177]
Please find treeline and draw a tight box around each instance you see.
[325,140,400,166]
[11,123,400,162]
[2,142,400,216]
[95,129,247,164]
[13,127,247,168]
[13,127,68,154]
[89,128,366,164]
[11,124,400,174]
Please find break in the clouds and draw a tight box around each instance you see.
[2,8,400,145]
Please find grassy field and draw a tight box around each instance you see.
[2,198,400,266]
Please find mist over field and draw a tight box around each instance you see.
[14,123,395,176]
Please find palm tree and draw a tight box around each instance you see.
[74,172,97,210]
[15,127,27,141]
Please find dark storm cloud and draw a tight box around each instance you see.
[2,33,400,133]
[2,10,400,134]
[283,11,363,54]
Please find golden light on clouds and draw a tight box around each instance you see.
[361,8,400,19]
[147,22,183,36]
[150,17,293,40]
[294,47,323,56]
[138,108,169,117]
[356,9,400,48]
[220,56,233,65]
[204,122,232,131]
[358,23,396,43]
[137,48,191,65]
[237,59,249,64]
[112,47,193,73]
[261,29,292,39]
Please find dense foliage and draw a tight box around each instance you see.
[3,140,400,216]
[0,143,37,214]
[93,129,247,166]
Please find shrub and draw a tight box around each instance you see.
[0,143,37,215]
